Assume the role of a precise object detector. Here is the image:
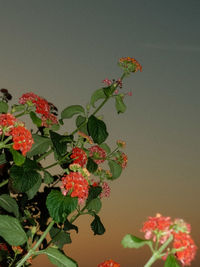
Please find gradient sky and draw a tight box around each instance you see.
[0,1,200,266]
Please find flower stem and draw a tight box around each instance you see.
[16,220,55,267]
[144,235,173,267]
[0,179,8,188]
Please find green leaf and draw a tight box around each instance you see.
[0,215,27,246]
[44,247,78,267]
[10,163,42,193]
[87,198,102,214]
[64,219,78,233]
[29,111,42,127]
[87,186,102,203]
[103,86,113,97]
[0,101,8,113]
[0,194,19,217]
[76,115,88,134]
[164,255,181,267]
[88,115,108,144]
[0,153,7,165]
[90,214,105,235]
[11,104,25,113]
[108,160,122,179]
[49,131,67,157]
[115,95,127,114]
[90,88,106,108]
[46,190,78,223]
[61,105,85,119]
[26,175,42,200]
[99,143,111,153]
[121,234,152,249]
[43,171,54,184]
[9,147,26,166]
[26,134,51,158]
[86,157,98,173]
[50,227,71,249]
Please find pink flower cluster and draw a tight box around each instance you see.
[19,92,58,127]
[141,214,197,266]
[88,145,106,164]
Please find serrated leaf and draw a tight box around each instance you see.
[87,186,102,203]
[0,194,19,217]
[0,101,8,113]
[0,154,6,165]
[10,164,41,193]
[90,88,106,108]
[121,234,152,249]
[64,219,78,233]
[9,147,25,166]
[90,214,105,235]
[164,255,181,267]
[76,115,88,134]
[46,190,78,223]
[26,175,41,200]
[115,95,127,113]
[43,171,54,184]
[108,160,122,179]
[86,157,98,173]
[50,227,71,249]
[29,111,42,127]
[0,215,27,246]
[61,105,85,119]
[87,198,102,214]
[26,134,51,158]
[99,143,111,153]
[88,115,108,144]
[49,131,67,157]
[44,247,78,267]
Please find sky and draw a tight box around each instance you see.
[0,0,200,266]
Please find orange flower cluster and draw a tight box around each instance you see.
[11,126,34,156]
[119,57,142,73]
[98,259,120,267]
[61,171,89,204]
[115,152,128,169]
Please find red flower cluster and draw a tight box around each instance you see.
[173,232,197,266]
[0,113,17,135]
[70,147,88,167]
[0,243,8,251]
[11,126,34,156]
[61,171,89,204]
[89,145,106,164]
[19,92,58,127]
[142,214,172,241]
[99,182,111,198]
[119,57,142,72]
[98,259,120,267]
[115,152,128,169]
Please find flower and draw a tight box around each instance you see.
[173,231,197,266]
[11,125,34,156]
[0,243,8,251]
[0,113,17,135]
[19,92,39,105]
[141,214,172,242]
[12,246,23,254]
[98,259,120,267]
[35,97,50,116]
[41,113,58,127]
[61,171,89,205]
[115,152,128,169]
[88,145,106,164]
[102,78,113,86]
[100,182,111,198]
[70,147,88,167]
[119,57,142,73]
[116,140,126,148]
